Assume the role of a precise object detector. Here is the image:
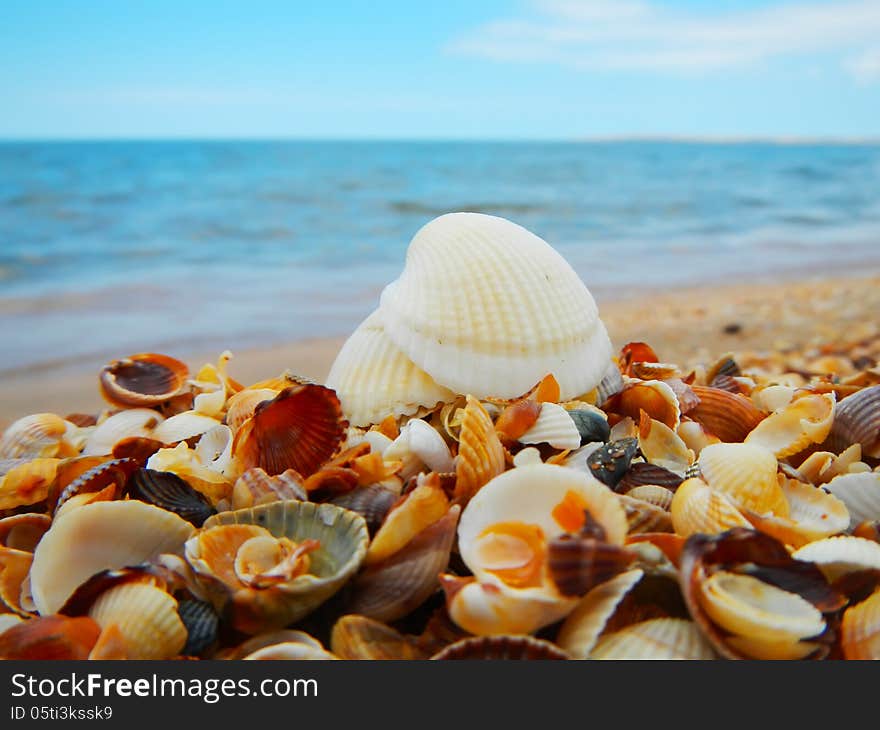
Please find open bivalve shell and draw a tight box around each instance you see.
[377,212,613,401]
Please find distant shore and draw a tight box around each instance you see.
[2,272,878,427]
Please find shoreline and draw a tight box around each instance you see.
[2,272,878,427]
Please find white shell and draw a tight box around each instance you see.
[519,402,581,450]
[383,418,454,479]
[589,618,717,660]
[792,536,880,581]
[325,310,455,428]
[195,424,235,478]
[152,411,222,445]
[83,408,165,456]
[378,213,612,400]
[822,471,880,528]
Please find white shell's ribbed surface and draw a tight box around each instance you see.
[519,402,581,450]
[590,618,717,660]
[378,213,612,400]
[325,310,455,427]
[822,471,880,528]
[792,536,880,581]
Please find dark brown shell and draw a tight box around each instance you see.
[128,468,216,526]
[330,483,399,535]
[112,436,166,465]
[617,462,683,493]
[548,532,637,597]
[99,352,190,408]
[232,384,347,477]
[50,457,139,515]
[431,635,569,660]
[825,384,880,455]
[689,385,766,442]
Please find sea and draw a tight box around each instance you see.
[2,140,880,373]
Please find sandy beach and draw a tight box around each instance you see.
[2,272,877,429]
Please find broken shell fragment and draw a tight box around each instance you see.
[744,392,835,459]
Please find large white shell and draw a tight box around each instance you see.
[325,309,454,428]
[29,500,195,615]
[822,471,880,528]
[83,408,165,456]
[519,402,581,450]
[378,213,612,400]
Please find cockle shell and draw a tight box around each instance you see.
[189,501,368,633]
[230,468,307,511]
[670,477,751,538]
[325,310,455,428]
[0,413,70,459]
[454,395,506,505]
[225,388,277,434]
[430,635,569,660]
[518,402,581,450]
[697,442,787,516]
[822,471,880,528]
[329,483,400,535]
[330,615,427,660]
[0,457,60,510]
[589,618,716,660]
[826,384,880,457]
[744,392,835,459]
[83,408,165,456]
[128,469,216,527]
[243,642,339,660]
[792,536,880,582]
[797,444,865,486]
[841,589,880,659]
[377,212,612,400]
[29,500,195,615]
[688,385,766,442]
[99,352,189,408]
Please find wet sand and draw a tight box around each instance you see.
[2,273,878,428]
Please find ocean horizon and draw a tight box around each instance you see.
[2,139,880,374]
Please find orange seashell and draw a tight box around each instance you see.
[626,532,685,568]
[0,457,60,510]
[247,370,313,392]
[532,373,561,404]
[0,615,101,660]
[231,468,306,510]
[372,414,400,441]
[0,547,33,615]
[99,352,189,408]
[619,342,659,377]
[88,623,130,660]
[454,395,506,506]
[112,436,166,464]
[495,399,541,441]
[233,384,347,477]
[366,484,449,565]
[689,385,766,442]
[330,615,427,660]
[841,589,880,660]
[615,380,680,430]
[225,388,277,434]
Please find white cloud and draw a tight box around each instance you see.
[448,0,880,79]
[847,47,880,82]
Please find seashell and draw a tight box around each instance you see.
[637,413,694,476]
[29,500,195,615]
[705,353,741,383]
[366,483,449,565]
[0,413,69,459]
[676,419,720,457]
[83,408,165,456]
[383,418,454,481]
[567,408,611,446]
[325,309,456,428]
[347,505,460,622]
[231,468,307,511]
[670,477,751,538]
[625,485,676,511]
[555,442,603,474]
[556,568,644,658]
[595,362,625,407]
[619,493,675,534]
[589,618,716,660]
[88,582,187,660]
[178,599,219,656]
[99,352,189,408]
[189,351,234,419]
[0,614,24,635]
[0,615,101,660]
[112,436,165,464]
[378,212,613,400]
[518,402,581,450]
[329,482,400,535]
[152,411,222,446]
[232,384,347,478]
[587,437,640,489]
[494,399,541,441]
[609,416,638,441]
[0,546,33,616]
[331,615,427,660]
[194,424,234,477]
[189,501,368,633]
[826,384,880,457]
[697,442,787,516]
[147,442,233,505]
[225,388,277,434]
[218,629,324,660]
[547,525,636,597]
[430,635,569,660]
[0,513,52,552]
[128,468,216,527]
[822,471,880,528]
[751,384,796,413]
[797,444,864,486]
[619,342,659,376]
[244,642,339,660]
[688,385,766,442]
[52,457,138,515]
[841,589,880,660]
[617,462,683,493]
[744,392,835,459]
[0,457,59,510]
[792,536,880,582]
[615,380,681,430]
[629,362,680,381]
[454,395,506,505]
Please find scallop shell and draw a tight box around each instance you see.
[325,309,456,428]
[519,402,581,450]
[347,505,460,622]
[625,485,676,511]
[194,424,235,477]
[232,384,347,478]
[596,362,625,407]
[744,392,835,459]
[52,457,138,515]
[670,477,751,538]
[29,500,195,615]
[689,385,766,442]
[88,582,187,660]
[383,418,454,481]
[822,471,880,528]
[797,444,864,486]
[191,501,368,633]
[99,352,189,408]
[792,536,880,582]
[0,547,33,616]
[225,388,277,434]
[619,493,675,535]
[330,615,427,660]
[430,635,569,660]
[556,568,644,658]
[231,468,307,511]
[589,618,716,660]
[841,589,880,660]
[378,212,612,400]
[128,469,216,526]
[454,395,506,505]
[697,442,787,516]
[83,408,165,456]
[0,413,69,459]
[826,384,880,456]
[218,629,324,660]
[0,615,101,660]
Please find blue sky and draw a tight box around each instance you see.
[2,0,879,139]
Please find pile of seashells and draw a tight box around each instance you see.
[1,212,879,660]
